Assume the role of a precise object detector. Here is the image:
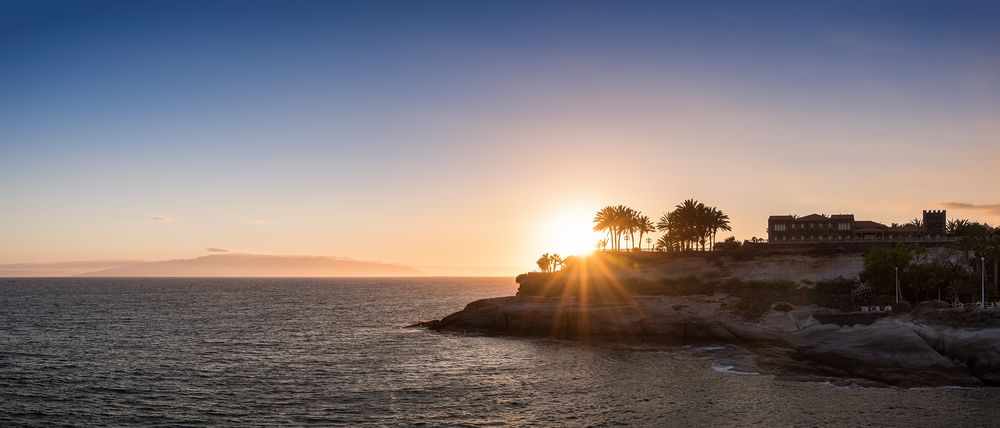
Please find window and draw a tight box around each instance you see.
[773,224,786,231]
[838,222,851,231]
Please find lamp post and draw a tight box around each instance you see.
[983,257,987,309]
[895,267,900,303]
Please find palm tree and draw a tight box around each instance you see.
[536,253,552,272]
[598,201,729,252]
[657,209,686,251]
[904,218,922,227]
[656,213,684,252]
[654,200,730,251]
[674,199,705,250]
[593,206,616,251]
[656,234,676,252]
[592,205,636,251]
[655,235,668,251]
[637,215,655,251]
[612,205,635,251]
[708,207,731,251]
[948,219,971,237]
[550,254,563,271]
[535,253,563,272]
[622,207,641,250]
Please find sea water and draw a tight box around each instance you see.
[2,278,998,426]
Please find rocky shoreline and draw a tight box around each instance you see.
[421,294,1000,387]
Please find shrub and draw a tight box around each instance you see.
[851,282,873,300]
[915,300,951,310]
[891,301,913,313]
[808,245,842,258]
[814,276,857,295]
[714,237,742,252]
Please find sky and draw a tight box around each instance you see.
[2,0,999,275]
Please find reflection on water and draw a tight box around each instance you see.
[1,278,998,426]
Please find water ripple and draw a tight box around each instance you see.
[1,278,998,426]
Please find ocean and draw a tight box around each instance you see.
[1,277,998,426]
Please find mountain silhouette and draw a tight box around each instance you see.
[76,253,422,277]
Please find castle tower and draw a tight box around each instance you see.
[923,210,946,238]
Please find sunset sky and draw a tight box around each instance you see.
[2,1,999,275]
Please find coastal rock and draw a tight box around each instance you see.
[786,321,982,387]
[435,295,767,344]
[430,295,1000,387]
[909,324,1000,384]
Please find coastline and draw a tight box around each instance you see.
[423,252,1000,388]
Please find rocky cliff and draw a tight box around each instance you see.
[423,252,1000,387]
[426,295,1000,387]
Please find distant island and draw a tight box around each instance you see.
[2,253,422,277]
[424,200,1000,387]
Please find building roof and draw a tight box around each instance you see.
[853,221,889,232]
[797,214,828,221]
[769,213,855,222]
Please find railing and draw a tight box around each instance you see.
[761,237,957,244]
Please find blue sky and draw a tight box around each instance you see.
[2,1,999,273]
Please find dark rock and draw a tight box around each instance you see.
[407,320,441,329]
[431,294,1000,387]
[771,302,794,312]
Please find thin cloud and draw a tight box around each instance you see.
[151,216,175,222]
[205,247,230,253]
[939,202,1000,215]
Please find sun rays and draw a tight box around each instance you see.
[524,253,646,341]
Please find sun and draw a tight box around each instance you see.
[537,208,602,257]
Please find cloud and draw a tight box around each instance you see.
[205,247,230,253]
[151,216,175,222]
[939,202,1000,215]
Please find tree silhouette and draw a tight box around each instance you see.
[592,205,641,251]
[592,206,617,251]
[536,253,565,272]
[637,215,655,251]
[654,199,730,251]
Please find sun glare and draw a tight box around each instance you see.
[538,208,601,257]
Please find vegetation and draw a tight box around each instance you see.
[592,200,731,253]
[859,245,919,296]
[859,245,977,304]
[637,215,656,251]
[891,301,913,313]
[592,205,636,252]
[813,276,857,295]
[947,219,995,238]
[535,253,563,273]
[655,199,731,251]
[713,236,742,252]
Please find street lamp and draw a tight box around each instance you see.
[983,257,987,309]
[895,267,900,303]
